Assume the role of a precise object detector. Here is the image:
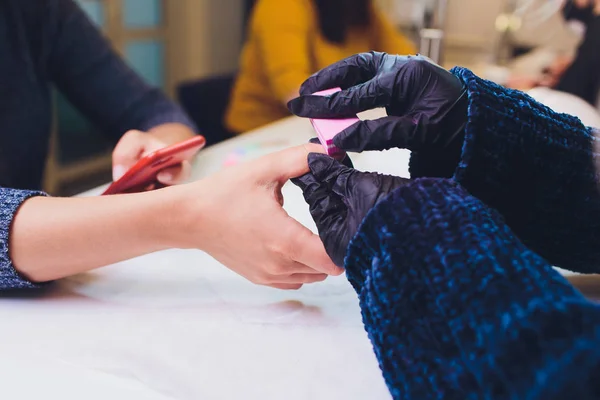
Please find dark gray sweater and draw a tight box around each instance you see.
[0,0,196,289]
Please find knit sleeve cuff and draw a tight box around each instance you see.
[410,68,600,273]
[449,67,591,187]
[0,188,48,290]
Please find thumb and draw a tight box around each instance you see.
[259,143,326,183]
[112,130,147,180]
[289,154,348,233]
[288,79,389,119]
[291,171,345,223]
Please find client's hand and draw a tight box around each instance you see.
[113,123,197,187]
[287,52,467,155]
[172,144,344,289]
[292,153,409,267]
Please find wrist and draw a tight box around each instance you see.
[10,191,186,283]
[128,189,181,252]
[151,182,210,251]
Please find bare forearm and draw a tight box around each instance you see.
[10,189,180,283]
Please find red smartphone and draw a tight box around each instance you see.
[102,135,206,195]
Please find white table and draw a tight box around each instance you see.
[0,113,410,400]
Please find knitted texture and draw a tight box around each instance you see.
[0,0,196,190]
[346,178,600,399]
[410,68,600,273]
[0,188,46,290]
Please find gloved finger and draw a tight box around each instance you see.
[307,153,356,188]
[329,170,397,206]
[329,171,411,240]
[290,167,321,195]
[289,79,390,119]
[333,172,409,204]
[291,170,348,268]
[299,52,381,95]
[308,153,408,207]
[290,170,346,224]
[308,136,354,168]
[333,114,430,152]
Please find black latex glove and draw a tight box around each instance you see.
[287,52,468,159]
[305,136,354,168]
[292,153,409,267]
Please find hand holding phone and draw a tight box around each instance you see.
[103,135,206,195]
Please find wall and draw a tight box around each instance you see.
[167,0,245,85]
[444,0,505,48]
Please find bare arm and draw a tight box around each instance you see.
[10,189,176,283]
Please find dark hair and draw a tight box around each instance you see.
[313,0,371,44]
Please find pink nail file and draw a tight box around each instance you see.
[309,87,360,157]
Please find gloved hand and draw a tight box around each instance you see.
[288,52,468,176]
[292,153,409,267]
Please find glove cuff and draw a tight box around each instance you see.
[411,67,600,273]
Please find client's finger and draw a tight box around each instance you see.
[287,224,343,276]
[270,283,303,290]
[287,273,328,284]
[157,161,192,185]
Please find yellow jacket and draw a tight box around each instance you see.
[225,0,416,133]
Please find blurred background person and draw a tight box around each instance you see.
[0,0,198,194]
[505,0,600,107]
[224,0,417,134]
[553,0,600,106]
[37,0,600,195]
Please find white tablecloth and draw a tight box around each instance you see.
[0,112,410,400]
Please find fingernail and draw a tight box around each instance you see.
[157,171,174,183]
[112,165,126,181]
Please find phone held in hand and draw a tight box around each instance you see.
[102,135,206,195]
[309,87,360,158]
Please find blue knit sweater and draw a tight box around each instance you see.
[0,0,195,289]
[347,70,600,398]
